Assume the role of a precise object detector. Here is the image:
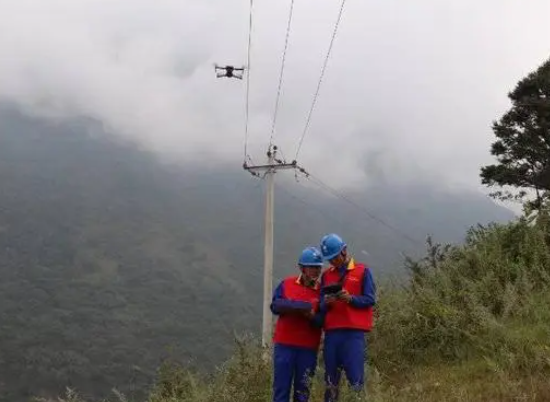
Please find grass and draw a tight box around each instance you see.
[45,212,550,401]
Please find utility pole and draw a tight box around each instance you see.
[243,144,307,348]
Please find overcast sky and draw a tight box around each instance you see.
[1,0,550,196]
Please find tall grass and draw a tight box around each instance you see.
[47,215,550,401]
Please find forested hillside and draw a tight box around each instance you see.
[0,106,514,401]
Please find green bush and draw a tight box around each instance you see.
[371,216,550,373]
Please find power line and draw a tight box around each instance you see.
[294,0,348,162]
[243,0,255,164]
[275,181,420,263]
[269,0,296,146]
[274,180,348,228]
[296,170,424,246]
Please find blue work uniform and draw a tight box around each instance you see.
[318,259,376,402]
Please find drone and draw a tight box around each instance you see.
[214,64,246,80]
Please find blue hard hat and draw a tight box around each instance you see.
[298,246,324,267]
[320,233,347,260]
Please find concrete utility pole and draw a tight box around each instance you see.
[243,144,306,348]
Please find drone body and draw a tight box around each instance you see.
[214,64,245,80]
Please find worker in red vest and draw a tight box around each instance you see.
[270,246,324,402]
[318,233,376,402]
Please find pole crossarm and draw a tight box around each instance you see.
[243,153,308,178]
[243,161,297,174]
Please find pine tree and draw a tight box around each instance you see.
[480,56,550,210]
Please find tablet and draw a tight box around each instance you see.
[323,283,343,295]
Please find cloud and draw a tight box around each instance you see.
[0,0,549,193]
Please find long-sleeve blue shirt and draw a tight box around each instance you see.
[318,259,376,324]
[270,277,324,328]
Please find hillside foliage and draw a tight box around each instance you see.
[0,106,514,402]
[45,212,550,401]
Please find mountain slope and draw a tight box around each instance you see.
[0,107,515,401]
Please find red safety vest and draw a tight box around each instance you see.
[322,259,373,332]
[273,276,322,349]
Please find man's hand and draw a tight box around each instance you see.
[301,309,315,319]
[337,289,352,303]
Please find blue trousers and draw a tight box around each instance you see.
[323,329,366,402]
[273,343,318,402]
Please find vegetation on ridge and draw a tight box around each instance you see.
[47,214,550,401]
